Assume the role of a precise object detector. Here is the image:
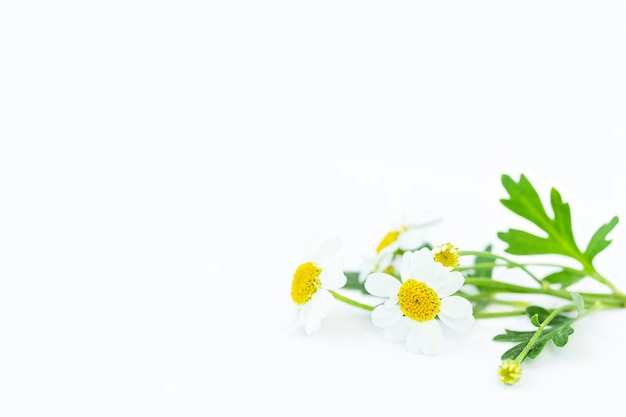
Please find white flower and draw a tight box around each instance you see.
[364,247,474,355]
[358,216,440,283]
[289,238,347,335]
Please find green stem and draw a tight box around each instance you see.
[464,278,626,308]
[456,262,502,272]
[460,250,542,285]
[475,310,528,319]
[460,293,529,307]
[515,303,574,362]
[329,290,375,311]
[586,269,623,295]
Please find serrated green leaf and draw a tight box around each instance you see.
[500,174,552,231]
[549,187,577,245]
[526,306,549,319]
[543,270,586,288]
[526,339,549,359]
[493,329,536,342]
[498,175,582,258]
[530,314,541,327]
[494,310,577,363]
[500,343,525,360]
[496,229,569,256]
[552,326,574,347]
[498,174,619,272]
[584,216,619,263]
[525,306,570,326]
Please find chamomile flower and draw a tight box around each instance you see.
[289,238,347,335]
[432,242,460,270]
[358,217,440,283]
[364,247,474,355]
[499,360,522,385]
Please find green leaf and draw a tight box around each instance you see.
[493,329,536,343]
[526,306,571,326]
[500,174,553,232]
[530,314,541,327]
[498,174,619,278]
[543,270,586,288]
[584,216,619,262]
[498,174,582,260]
[500,342,525,360]
[526,339,549,359]
[494,308,577,363]
[500,338,549,361]
[552,326,574,347]
[526,306,549,319]
[343,271,368,293]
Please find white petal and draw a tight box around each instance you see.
[440,295,473,318]
[438,314,475,332]
[419,320,443,355]
[376,250,394,272]
[303,310,322,335]
[406,322,423,354]
[358,257,376,283]
[384,298,398,308]
[371,304,403,328]
[308,289,334,317]
[427,263,465,298]
[309,238,342,266]
[396,228,425,250]
[284,304,302,334]
[383,316,412,342]
[420,258,447,288]
[400,251,412,281]
[409,248,436,281]
[365,273,401,297]
[319,264,347,290]
[438,296,474,332]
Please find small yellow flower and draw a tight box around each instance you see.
[498,360,522,385]
[432,242,459,270]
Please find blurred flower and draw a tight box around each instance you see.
[289,238,347,335]
[358,217,439,283]
[364,247,474,354]
[498,360,522,385]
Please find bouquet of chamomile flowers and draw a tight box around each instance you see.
[287,174,626,385]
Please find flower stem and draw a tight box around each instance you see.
[475,310,527,319]
[464,278,626,308]
[460,250,543,284]
[515,303,574,362]
[329,290,376,311]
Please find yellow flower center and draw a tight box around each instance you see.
[291,262,322,305]
[397,279,441,322]
[498,360,522,385]
[433,242,459,269]
[382,264,396,275]
[376,230,400,254]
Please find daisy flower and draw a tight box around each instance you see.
[289,238,347,335]
[432,242,460,270]
[364,247,474,355]
[499,360,522,385]
[358,216,440,283]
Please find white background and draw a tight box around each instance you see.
[1,1,625,416]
